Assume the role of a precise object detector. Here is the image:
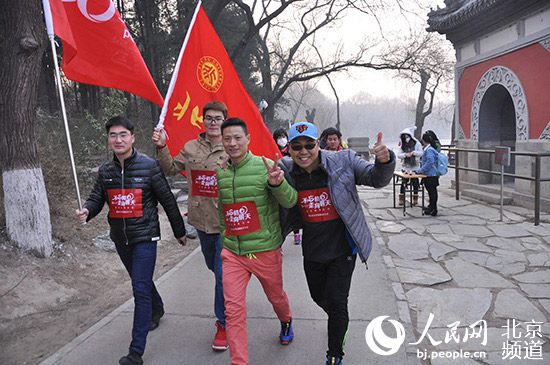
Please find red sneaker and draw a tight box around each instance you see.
[212,322,229,351]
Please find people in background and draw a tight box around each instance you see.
[273,128,290,157]
[397,126,423,206]
[321,127,345,151]
[425,130,441,152]
[416,131,440,216]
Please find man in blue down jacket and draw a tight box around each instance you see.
[76,117,186,365]
[279,122,395,365]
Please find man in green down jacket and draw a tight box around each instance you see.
[217,117,297,365]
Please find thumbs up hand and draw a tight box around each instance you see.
[374,132,390,163]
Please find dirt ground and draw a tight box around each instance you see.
[0,173,197,365]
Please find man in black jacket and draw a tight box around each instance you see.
[76,117,186,365]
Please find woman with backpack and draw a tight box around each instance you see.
[425,130,442,152]
[416,131,440,216]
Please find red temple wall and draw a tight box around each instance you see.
[459,43,550,139]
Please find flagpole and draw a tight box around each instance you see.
[42,0,84,213]
[157,0,203,130]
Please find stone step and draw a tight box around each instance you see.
[451,180,515,197]
[451,180,550,212]
[461,189,512,205]
[511,190,550,211]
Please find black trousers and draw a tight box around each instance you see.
[400,177,419,195]
[304,254,356,358]
[423,176,439,211]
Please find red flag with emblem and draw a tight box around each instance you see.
[157,2,279,159]
[46,0,163,106]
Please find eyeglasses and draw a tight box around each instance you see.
[109,132,131,140]
[290,143,317,151]
[204,116,224,124]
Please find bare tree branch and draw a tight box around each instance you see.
[211,0,449,125]
[230,0,301,62]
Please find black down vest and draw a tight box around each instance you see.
[85,149,185,245]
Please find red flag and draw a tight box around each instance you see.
[46,0,163,106]
[158,3,279,160]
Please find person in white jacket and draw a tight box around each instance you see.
[397,126,423,205]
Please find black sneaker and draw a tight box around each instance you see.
[326,355,343,364]
[119,350,143,365]
[150,308,165,331]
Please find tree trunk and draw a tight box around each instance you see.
[134,0,160,122]
[414,70,430,140]
[79,84,101,118]
[207,0,228,24]
[38,48,57,113]
[73,82,80,110]
[258,36,275,127]
[0,0,53,257]
[305,109,316,124]
[261,103,276,128]
[325,75,340,130]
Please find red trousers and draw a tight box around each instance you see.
[221,248,292,365]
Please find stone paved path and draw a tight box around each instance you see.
[360,173,550,364]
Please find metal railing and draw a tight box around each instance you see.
[441,146,550,226]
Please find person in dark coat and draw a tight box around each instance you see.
[76,116,186,365]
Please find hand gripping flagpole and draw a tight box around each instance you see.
[42,0,85,216]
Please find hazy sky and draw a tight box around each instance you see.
[312,0,453,101]
[275,0,455,139]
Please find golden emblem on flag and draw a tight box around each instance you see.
[197,56,223,93]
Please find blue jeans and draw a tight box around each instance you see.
[115,242,163,355]
[197,230,226,327]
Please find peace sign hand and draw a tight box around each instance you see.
[262,154,284,186]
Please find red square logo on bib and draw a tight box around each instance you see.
[191,170,218,197]
[108,189,143,218]
[222,201,261,236]
[298,188,340,222]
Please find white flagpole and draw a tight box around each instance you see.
[42,0,84,212]
[156,0,202,130]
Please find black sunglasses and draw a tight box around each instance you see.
[290,143,317,151]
